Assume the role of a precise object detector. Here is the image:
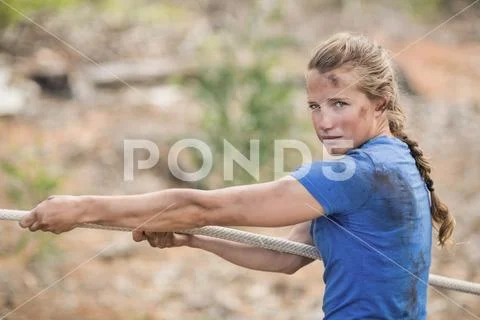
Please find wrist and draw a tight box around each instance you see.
[78,195,99,224]
[187,234,200,248]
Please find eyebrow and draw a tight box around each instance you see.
[307,97,350,105]
[326,96,350,103]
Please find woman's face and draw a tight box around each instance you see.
[306,66,386,155]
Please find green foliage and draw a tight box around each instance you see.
[0,0,92,28]
[181,35,298,186]
[0,0,189,29]
[0,158,61,207]
[0,155,63,260]
[403,0,448,20]
[100,0,190,25]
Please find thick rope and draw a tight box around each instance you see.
[1,209,479,296]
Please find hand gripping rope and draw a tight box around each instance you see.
[0,209,479,296]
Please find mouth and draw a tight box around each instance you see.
[321,136,343,140]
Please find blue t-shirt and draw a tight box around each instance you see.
[290,135,432,320]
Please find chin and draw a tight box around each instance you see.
[327,147,350,156]
[321,140,353,156]
[319,136,355,155]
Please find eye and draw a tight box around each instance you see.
[308,104,320,110]
[334,101,347,108]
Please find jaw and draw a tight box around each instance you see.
[322,137,355,151]
[320,139,353,157]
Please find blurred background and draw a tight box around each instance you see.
[0,0,479,319]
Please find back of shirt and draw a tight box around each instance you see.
[290,135,432,320]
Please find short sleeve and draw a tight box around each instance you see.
[290,150,375,215]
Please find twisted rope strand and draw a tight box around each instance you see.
[1,209,478,295]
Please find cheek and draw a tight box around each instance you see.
[338,105,370,132]
[311,112,321,126]
[359,105,369,119]
[337,109,359,129]
[355,105,375,133]
[360,104,376,126]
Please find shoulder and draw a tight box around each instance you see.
[358,135,413,169]
[289,150,377,215]
[288,136,413,215]
[292,148,375,183]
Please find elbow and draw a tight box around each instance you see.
[278,258,301,275]
[280,257,312,275]
[282,266,300,275]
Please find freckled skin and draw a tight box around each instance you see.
[306,67,391,155]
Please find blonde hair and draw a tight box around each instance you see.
[308,32,455,247]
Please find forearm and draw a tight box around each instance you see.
[79,178,323,232]
[188,234,311,274]
[81,189,207,231]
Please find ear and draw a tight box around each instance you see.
[373,97,387,117]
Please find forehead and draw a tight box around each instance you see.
[306,66,359,99]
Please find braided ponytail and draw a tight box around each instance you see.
[308,32,455,247]
[389,108,456,247]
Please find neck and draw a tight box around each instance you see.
[377,127,393,138]
[373,116,393,138]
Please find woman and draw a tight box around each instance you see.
[20,33,455,319]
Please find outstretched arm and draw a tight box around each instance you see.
[87,176,324,230]
[19,176,324,233]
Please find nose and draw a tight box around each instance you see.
[312,108,334,132]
